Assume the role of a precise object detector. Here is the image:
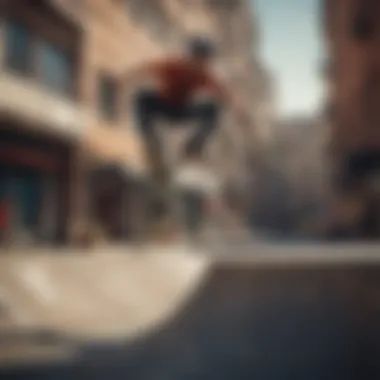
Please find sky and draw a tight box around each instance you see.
[254,0,324,117]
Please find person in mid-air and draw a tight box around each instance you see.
[124,36,249,180]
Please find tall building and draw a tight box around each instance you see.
[0,0,264,247]
[0,1,86,246]
[0,0,156,246]
[322,0,380,238]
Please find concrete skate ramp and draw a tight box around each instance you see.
[2,248,380,378]
[77,255,380,380]
[0,248,210,341]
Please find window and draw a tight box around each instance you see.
[36,41,73,96]
[4,20,75,97]
[352,6,375,42]
[4,21,32,74]
[98,74,118,121]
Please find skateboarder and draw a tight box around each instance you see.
[125,36,248,180]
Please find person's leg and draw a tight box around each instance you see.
[134,91,168,223]
[182,100,221,158]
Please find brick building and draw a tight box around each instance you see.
[0,0,262,247]
[322,0,380,238]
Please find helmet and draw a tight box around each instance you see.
[188,36,216,59]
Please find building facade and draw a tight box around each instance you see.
[0,0,264,247]
[0,0,153,247]
[322,0,380,238]
[0,0,86,247]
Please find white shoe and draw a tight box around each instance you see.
[173,161,220,195]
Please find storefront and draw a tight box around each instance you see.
[0,126,72,247]
[88,164,149,243]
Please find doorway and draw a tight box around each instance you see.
[0,165,43,246]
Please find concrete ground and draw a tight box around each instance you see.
[0,244,212,367]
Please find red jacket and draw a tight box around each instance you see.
[148,58,226,105]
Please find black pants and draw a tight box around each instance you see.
[134,90,220,162]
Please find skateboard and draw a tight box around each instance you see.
[146,127,221,239]
[147,154,219,238]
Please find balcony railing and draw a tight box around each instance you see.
[0,72,87,139]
